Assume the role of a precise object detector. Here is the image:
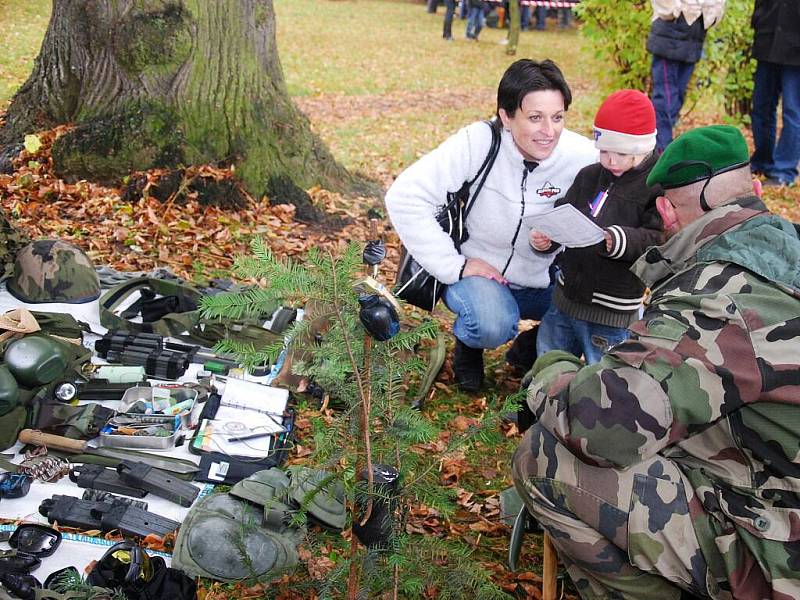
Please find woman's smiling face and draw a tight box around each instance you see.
[499,90,566,161]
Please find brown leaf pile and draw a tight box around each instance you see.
[0,126,395,280]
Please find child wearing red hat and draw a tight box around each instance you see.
[529,89,664,364]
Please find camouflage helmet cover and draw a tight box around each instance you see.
[7,240,101,304]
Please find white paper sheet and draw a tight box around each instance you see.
[524,204,605,248]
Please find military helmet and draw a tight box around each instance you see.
[7,240,100,304]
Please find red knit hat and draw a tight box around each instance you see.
[593,90,657,155]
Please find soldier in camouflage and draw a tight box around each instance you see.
[6,239,100,304]
[512,125,800,599]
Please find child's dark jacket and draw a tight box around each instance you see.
[545,153,663,326]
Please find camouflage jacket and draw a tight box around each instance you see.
[527,195,800,546]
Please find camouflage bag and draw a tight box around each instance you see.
[34,403,114,440]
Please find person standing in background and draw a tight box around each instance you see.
[647,0,726,151]
[534,3,548,30]
[750,0,800,187]
[558,4,573,28]
[465,0,487,40]
[442,0,457,40]
[520,1,532,30]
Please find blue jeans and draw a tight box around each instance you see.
[443,276,553,349]
[536,304,630,364]
[459,0,468,19]
[466,7,484,38]
[443,0,456,38]
[651,55,695,152]
[751,61,800,185]
[534,6,547,30]
[520,5,530,29]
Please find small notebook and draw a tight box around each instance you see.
[191,379,289,458]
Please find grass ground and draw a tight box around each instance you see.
[0,0,50,103]
[1,2,798,598]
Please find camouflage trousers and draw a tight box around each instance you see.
[512,424,721,600]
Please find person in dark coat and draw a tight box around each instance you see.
[442,0,457,40]
[750,0,800,187]
[646,0,725,151]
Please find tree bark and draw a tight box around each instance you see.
[0,0,365,202]
[506,1,520,56]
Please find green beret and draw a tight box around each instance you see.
[646,125,750,189]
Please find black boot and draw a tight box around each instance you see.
[453,339,484,392]
[505,326,539,375]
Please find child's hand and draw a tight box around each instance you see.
[604,230,613,252]
[530,230,552,251]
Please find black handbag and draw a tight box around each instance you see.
[394,120,501,311]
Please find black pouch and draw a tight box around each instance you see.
[188,410,295,485]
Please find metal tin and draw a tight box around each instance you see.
[99,386,198,449]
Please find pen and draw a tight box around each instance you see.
[227,431,276,443]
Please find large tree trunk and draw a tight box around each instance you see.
[0,0,363,202]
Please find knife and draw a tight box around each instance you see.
[17,430,200,475]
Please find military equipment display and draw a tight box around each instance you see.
[17,430,200,475]
[0,239,361,596]
[116,461,199,507]
[172,493,302,582]
[69,464,148,498]
[39,494,180,538]
[8,524,61,558]
[0,473,31,499]
[3,336,68,387]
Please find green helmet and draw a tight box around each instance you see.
[7,240,100,304]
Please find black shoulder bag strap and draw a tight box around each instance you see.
[462,118,502,219]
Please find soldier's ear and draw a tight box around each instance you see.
[656,196,677,232]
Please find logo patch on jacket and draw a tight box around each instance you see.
[536,182,561,198]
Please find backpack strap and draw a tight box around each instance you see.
[98,277,204,339]
[99,277,287,348]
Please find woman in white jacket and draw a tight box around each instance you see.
[385,59,597,391]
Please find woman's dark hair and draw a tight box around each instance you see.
[496,59,572,117]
